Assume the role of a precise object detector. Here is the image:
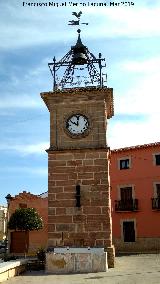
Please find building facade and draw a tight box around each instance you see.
[0,206,7,241]
[8,191,48,255]
[110,142,160,252]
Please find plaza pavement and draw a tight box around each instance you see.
[2,254,160,284]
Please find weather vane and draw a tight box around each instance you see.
[48,12,107,90]
[68,11,88,26]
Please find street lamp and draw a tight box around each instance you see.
[5,194,12,254]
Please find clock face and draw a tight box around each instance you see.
[66,114,89,136]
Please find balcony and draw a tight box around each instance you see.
[151,198,160,210]
[115,199,138,212]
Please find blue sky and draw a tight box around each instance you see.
[0,0,160,205]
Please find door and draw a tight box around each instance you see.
[123,221,135,242]
[156,184,160,209]
[10,231,29,253]
[120,187,133,210]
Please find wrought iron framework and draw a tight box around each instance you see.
[115,199,139,212]
[48,29,107,90]
[151,198,160,210]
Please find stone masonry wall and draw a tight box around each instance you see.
[114,237,160,253]
[48,149,112,250]
[50,101,107,150]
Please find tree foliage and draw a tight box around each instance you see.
[8,208,43,232]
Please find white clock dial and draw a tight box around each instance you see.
[66,114,89,135]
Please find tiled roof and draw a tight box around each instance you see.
[13,191,47,200]
[38,191,48,198]
[111,142,160,153]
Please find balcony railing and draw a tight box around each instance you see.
[115,199,138,212]
[151,198,160,210]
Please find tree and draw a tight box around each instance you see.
[8,208,43,256]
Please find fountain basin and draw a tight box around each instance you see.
[46,247,107,273]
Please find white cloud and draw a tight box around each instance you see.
[120,57,160,74]
[0,56,51,109]
[0,142,49,155]
[114,57,160,116]
[0,2,71,50]
[0,94,43,108]
[0,166,47,176]
[24,57,50,79]
[0,111,15,116]
[84,5,160,39]
[0,3,160,50]
[108,113,160,149]
[108,55,160,149]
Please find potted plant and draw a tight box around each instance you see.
[36,247,46,262]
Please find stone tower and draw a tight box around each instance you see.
[41,24,115,272]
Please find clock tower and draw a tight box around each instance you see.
[41,20,115,272]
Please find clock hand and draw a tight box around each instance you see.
[76,115,80,126]
[70,120,78,126]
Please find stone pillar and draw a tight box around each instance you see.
[41,87,115,272]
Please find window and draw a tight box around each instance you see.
[115,185,138,211]
[156,184,160,198]
[152,183,160,210]
[155,154,160,166]
[119,158,131,170]
[120,187,132,200]
[75,185,81,207]
[120,187,135,211]
[123,221,135,242]
[19,203,27,208]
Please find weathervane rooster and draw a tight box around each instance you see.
[68,11,88,26]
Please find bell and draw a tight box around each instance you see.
[71,29,88,65]
[72,51,87,65]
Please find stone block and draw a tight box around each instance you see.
[75,253,92,273]
[92,252,107,272]
[45,249,108,273]
[46,252,74,273]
